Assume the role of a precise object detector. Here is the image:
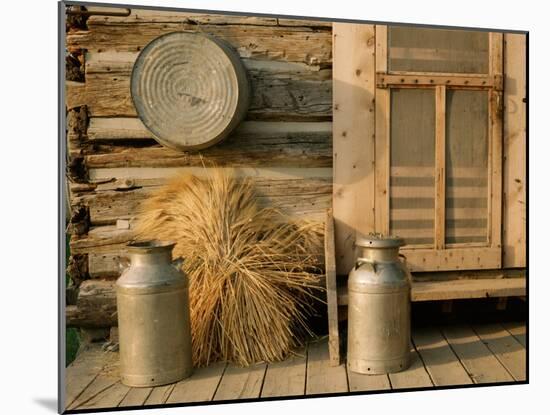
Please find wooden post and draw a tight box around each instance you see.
[324,209,340,366]
[489,33,504,252]
[434,85,446,250]
[502,33,526,268]
[375,25,390,236]
[332,23,376,275]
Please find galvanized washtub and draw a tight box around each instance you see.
[131,31,250,151]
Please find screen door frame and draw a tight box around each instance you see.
[373,25,503,272]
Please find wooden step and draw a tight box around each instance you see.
[337,277,526,305]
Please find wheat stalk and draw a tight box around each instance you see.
[134,169,325,366]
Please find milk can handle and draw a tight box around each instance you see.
[172,257,185,269]
[118,256,131,273]
[355,257,377,273]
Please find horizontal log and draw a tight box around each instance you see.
[70,56,331,119]
[72,206,329,256]
[65,81,86,110]
[71,226,134,254]
[70,170,331,254]
[89,253,123,279]
[85,8,278,25]
[81,166,333,191]
[84,8,332,28]
[74,176,332,225]
[82,123,332,168]
[80,120,333,170]
[87,118,331,142]
[67,23,332,66]
[86,52,330,76]
[66,280,118,328]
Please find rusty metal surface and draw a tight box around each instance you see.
[131,32,250,151]
[116,240,193,387]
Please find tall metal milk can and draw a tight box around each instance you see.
[116,240,193,387]
[347,235,411,374]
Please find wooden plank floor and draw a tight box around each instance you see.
[65,321,526,411]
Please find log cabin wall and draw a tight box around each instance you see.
[65,6,333,328]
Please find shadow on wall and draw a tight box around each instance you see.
[332,73,381,274]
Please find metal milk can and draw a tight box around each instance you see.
[347,235,411,374]
[116,240,193,387]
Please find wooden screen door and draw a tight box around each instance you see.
[374,26,503,272]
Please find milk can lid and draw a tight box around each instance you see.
[355,234,405,249]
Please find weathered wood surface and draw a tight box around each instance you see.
[70,226,133,255]
[472,324,526,381]
[143,384,176,405]
[374,25,390,237]
[489,33,504,264]
[305,338,348,394]
[87,117,331,142]
[64,322,525,411]
[65,8,335,302]
[337,276,526,306]
[388,349,433,389]
[400,247,502,272]
[73,175,332,226]
[412,328,472,386]
[434,85,446,250]
[347,371,391,392]
[165,362,226,403]
[503,34,527,268]
[65,345,107,409]
[80,132,332,169]
[67,22,332,67]
[118,387,152,407]
[81,8,332,28]
[68,373,118,410]
[66,280,118,327]
[502,321,527,348]
[77,382,130,410]
[67,55,332,120]
[324,209,340,366]
[443,325,514,383]
[261,349,306,397]
[412,269,525,282]
[332,23,376,275]
[411,277,526,301]
[213,363,267,401]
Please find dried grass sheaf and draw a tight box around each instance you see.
[134,169,325,367]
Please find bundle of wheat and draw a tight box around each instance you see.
[134,169,324,367]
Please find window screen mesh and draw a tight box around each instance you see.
[388,27,489,74]
[389,88,435,245]
[445,89,489,244]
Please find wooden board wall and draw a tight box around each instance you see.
[332,23,376,275]
[332,24,526,275]
[65,7,334,311]
[503,34,527,268]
